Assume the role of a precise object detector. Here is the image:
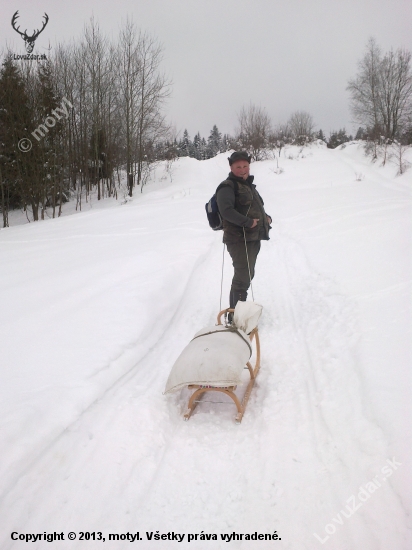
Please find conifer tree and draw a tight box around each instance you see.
[0,55,33,222]
[201,137,207,159]
[193,132,202,159]
[355,127,367,140]
[327,128,350,149]
[179,129,192,157]
[207,124,222,157]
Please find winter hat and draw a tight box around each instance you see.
[228,151,251,165]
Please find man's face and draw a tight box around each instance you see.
[231,160,250,180]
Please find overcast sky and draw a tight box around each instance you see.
[2,0,412,139]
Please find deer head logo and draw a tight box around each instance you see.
[11,11,49,54]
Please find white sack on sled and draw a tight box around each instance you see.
[164,301,262,394]
[233,301,262,334]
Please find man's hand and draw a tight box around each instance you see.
[250,218,259,228]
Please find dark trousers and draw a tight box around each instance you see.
[226,240,260,307]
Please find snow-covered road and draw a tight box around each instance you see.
[1,143,410,549]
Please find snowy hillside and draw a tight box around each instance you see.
[0,142,411,549]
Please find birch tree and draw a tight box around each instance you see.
[347,38,412,142]
[134,31,170,190]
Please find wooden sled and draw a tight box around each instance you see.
[183,308,261,423]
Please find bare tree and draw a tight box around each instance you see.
[236,104,272,161]
[390,140,411,175]
[54,43,77,196]
[287,110,315,144]
[82,18,114,200]
[378,48,412,139]
[347,38,412,144]
[116,18,140,196]
[56,19,120,204]
[135,31,170,190]
[117,20,170,195]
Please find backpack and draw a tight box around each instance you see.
[205,181,238,231]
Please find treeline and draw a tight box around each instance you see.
[191,106,324,163]
[1,32,411,227]
[164,115,325,161]
[0,18,173,227]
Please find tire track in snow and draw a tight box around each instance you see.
[0,236,221,545]
[256,227,405,548]
[277,236,357,476]
[1,227,407,550]
[130,225,401,548]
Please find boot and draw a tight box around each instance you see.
[230,289,247,309]
[227,289,247,324]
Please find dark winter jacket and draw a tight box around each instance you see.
[216,173,271,244]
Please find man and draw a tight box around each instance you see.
[216,151,271,314]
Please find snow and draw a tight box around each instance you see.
[0,142,411,549]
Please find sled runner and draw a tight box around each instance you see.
[164,301,262,423]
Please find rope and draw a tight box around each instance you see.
[242,227,254,301]
[219,243,225,312]
[242,200,255,301]
[191,326,253,356]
